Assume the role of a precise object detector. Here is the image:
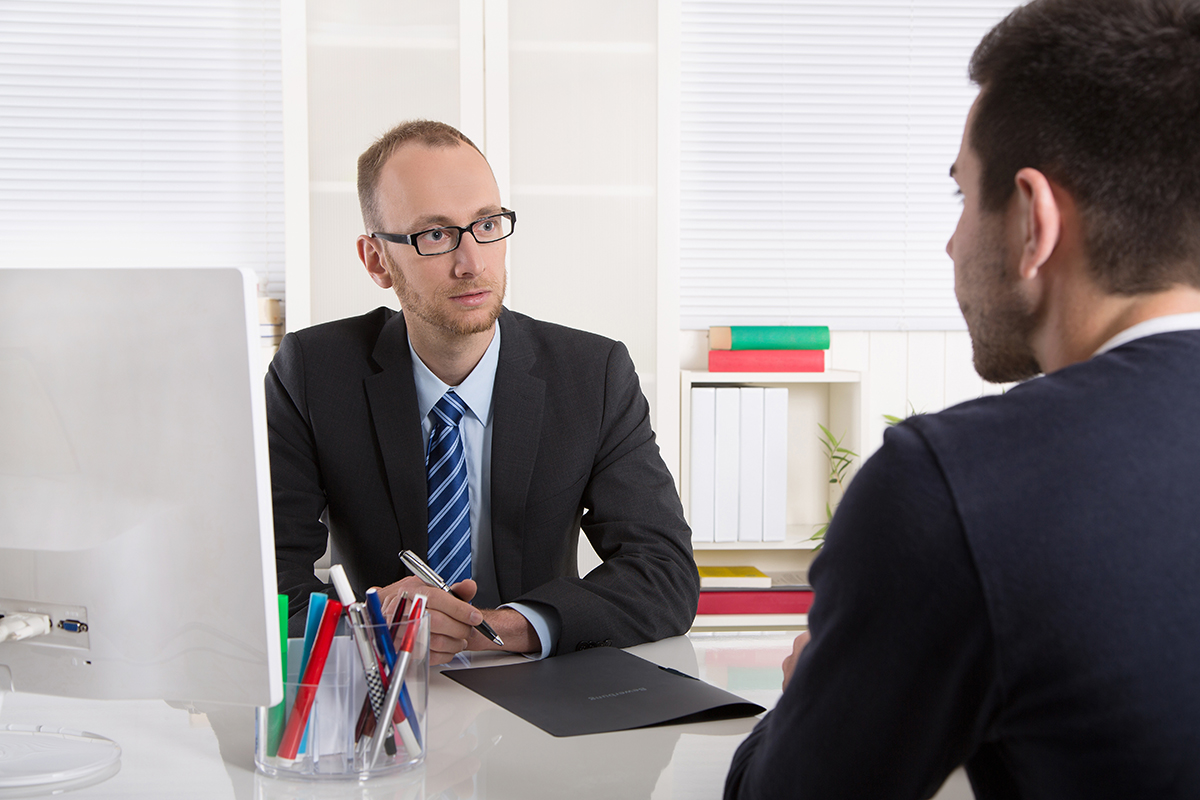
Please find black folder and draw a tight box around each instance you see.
[443,647,765,737]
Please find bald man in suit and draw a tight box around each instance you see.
[268,120,697,663]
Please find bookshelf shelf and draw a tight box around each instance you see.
[694,524,823,551]
[685,370,862,385]
[690,613,808,632]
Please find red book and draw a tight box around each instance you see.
[696,589,814,615]
[707,349,824,373]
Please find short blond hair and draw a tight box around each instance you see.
[356,120,484,232]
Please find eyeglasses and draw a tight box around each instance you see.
[370,210,517,256]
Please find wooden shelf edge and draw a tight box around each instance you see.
[693,538,823,551]
[693,524,826,550]
[682,369,861,384]
[690,613,809,631]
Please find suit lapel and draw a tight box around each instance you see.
[364,312,429,559]
[490,310,545,599]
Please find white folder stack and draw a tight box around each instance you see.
[690,386,788,543]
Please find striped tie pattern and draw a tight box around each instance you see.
[426,391,471,585]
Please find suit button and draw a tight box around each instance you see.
[575,639,612,651]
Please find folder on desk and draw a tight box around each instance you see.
[443,647,765,737]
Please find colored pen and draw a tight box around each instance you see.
[296,592,328,755]
[348,602,394,755]
[369,594,425,767]
[276,598,343,761]
[365,588,397,664]
[356,590,407,743]
[389,593,411,642]
[387,595,424,750]
[266,594,288,757]
[366,589,423,750]
[329,566,394,756]
[399,549,504,647]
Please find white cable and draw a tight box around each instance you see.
[0,612,52,643]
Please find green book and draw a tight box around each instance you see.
[709,325,830,351]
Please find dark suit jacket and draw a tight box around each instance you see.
[266,307,698,652]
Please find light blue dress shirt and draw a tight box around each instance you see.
[409,322,557,659]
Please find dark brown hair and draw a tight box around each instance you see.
[356,120,483,232]
[969,0,1200,293]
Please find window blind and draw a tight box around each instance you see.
[680,1,1013,330]
[0,0,284,297]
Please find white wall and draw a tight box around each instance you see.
[284,1,999,485]
[505,1,659,380]
[289,0,660,382]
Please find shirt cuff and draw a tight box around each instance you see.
[501,601,558,660]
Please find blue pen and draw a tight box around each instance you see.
[365,588,423,750]
[365,589,396,664]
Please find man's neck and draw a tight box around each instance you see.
[407,317,497,387]
[1035,282,1200,373]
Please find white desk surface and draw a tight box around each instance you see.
[1,631,974,800]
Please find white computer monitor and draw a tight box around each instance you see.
[0,266,281,791]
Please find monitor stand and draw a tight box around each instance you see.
[0,689,122,796]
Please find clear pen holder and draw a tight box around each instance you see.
[255,612,429,780]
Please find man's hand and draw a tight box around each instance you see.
[476,607,540,656]
[781,631,811,691]
[375,576,540,665]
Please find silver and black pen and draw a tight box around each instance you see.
[399,549,505,647]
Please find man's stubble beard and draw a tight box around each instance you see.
[382,247,506,336]
[961,222,1042,384]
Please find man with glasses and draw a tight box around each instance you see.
[267,120,698,662]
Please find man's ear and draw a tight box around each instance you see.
[357,235,394,289]
[1012,167,1061,281]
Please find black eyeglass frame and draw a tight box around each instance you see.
[370,209,517,256]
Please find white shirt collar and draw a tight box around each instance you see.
[409,321,501,426]
[1092,312,1200,357]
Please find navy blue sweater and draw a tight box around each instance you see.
[726,330,1200,799]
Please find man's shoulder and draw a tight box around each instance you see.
[290,306,398,349]
[909,330,1200,445]
[889,333,1200,511]
[499,309,624,368]
[274,306,401,381]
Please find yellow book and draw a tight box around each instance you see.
[697,565,772,589]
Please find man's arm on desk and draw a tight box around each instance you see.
[724,424,997,800]
[509,338,700,653]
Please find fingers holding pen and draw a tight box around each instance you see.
[369,571,486,663]
[447,578,478,604]
[402,579,482,664]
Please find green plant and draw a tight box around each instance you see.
[884,401,922,427]
[811,424,858,544]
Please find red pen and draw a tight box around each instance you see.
[276,598,343,762]
[368,595,425,766]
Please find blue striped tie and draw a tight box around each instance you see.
[426,391,471,585]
